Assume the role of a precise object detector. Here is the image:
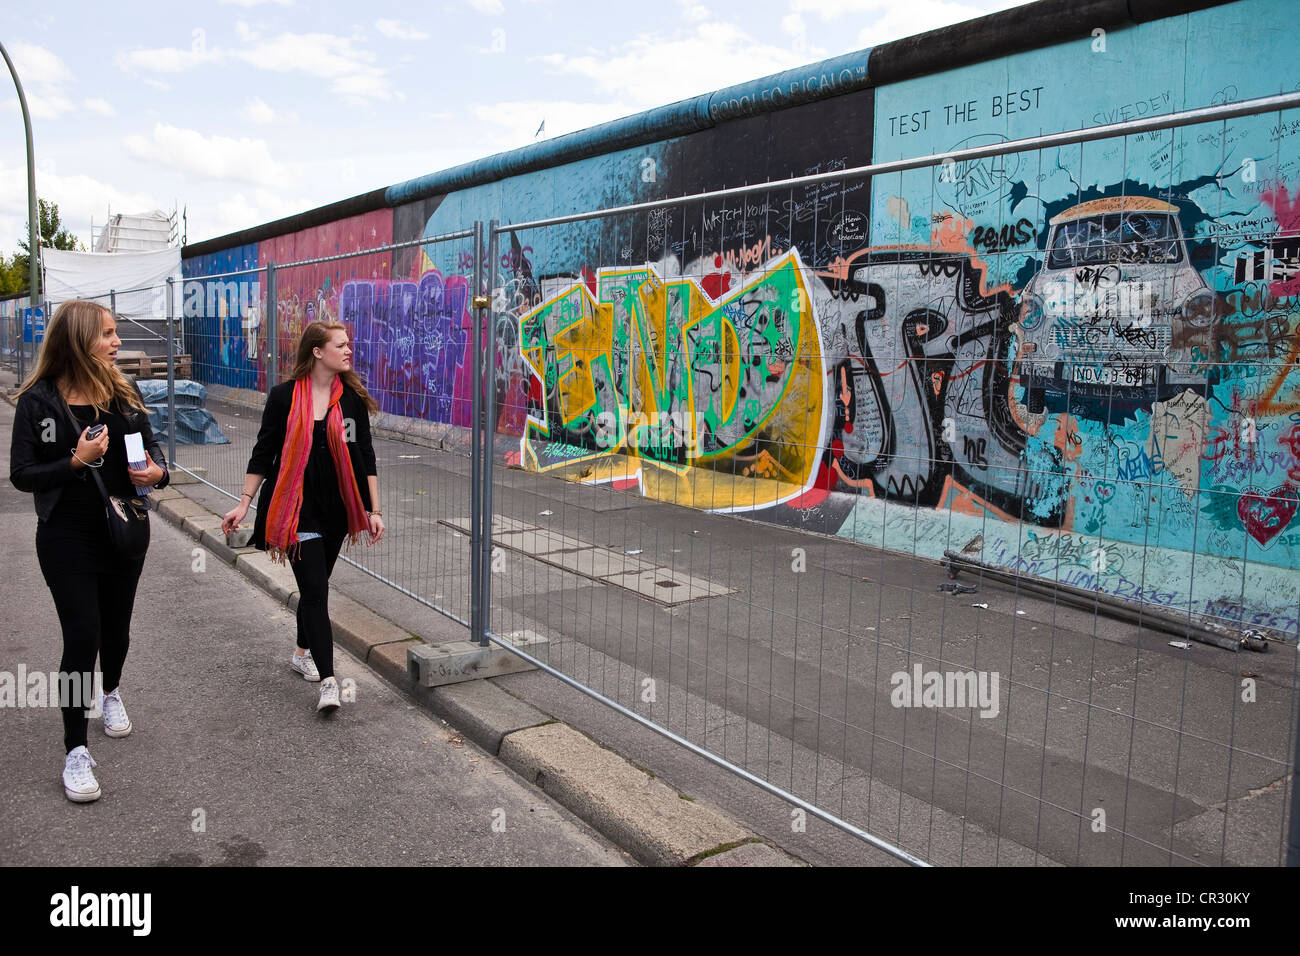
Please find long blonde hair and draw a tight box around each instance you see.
[16,300,145,413]
[290,320,378,413]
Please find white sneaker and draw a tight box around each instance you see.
[290,650,321,682]
[63,746,102,803]
[102,687,131,738]
[317,678,340,714]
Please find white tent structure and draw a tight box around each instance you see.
[42,247,182,357]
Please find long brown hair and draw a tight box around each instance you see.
[290,320,378,413]
[16,300,145,413]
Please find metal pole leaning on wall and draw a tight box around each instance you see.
[479,220,500,648]
[266,262,277,389]
[469,222,486,645]
[165,277,176,469]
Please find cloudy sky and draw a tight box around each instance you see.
[1,0,1029,251]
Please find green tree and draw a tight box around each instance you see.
[0,254,26,295]
[8,199,83,291]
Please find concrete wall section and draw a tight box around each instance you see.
[177,0,1298,630]
[853,0,1300,626]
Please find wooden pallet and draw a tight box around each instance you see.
[115,350,192,380]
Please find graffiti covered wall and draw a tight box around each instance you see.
[181,0,1299,630]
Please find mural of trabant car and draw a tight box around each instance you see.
[1016,196,1215,420]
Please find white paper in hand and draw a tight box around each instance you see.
[124,432,152,495]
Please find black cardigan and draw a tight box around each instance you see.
[9,376,170,522]
[247,379,377,550]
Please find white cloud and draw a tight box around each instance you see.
[0,160,158,250]
[535,19,808,107]
[240,96,277,124]
[115,30,394,102]
[472,100,641,148]
[193,187,316,243]
[115,45,223,74]
[788,0,1033,47]
[83,98,116,117]
[123,123,290,188]
[468,0,505,13]
[3,42,75,119]
[375,18,429,40]
[781,13,806,36]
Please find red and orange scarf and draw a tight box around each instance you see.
[265,376,370,563]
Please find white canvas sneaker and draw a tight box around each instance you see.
[317,678,340,714]
[290,650,321,682]
[102,687,131,738]
[63,746,102,803]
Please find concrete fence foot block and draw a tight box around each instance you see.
[408,630,547,687]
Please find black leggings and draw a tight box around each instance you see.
[289,532,345,680]
[37,522,143,753]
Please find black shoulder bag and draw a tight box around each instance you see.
[60,396,151,560]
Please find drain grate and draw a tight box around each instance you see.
[655,580,681,588]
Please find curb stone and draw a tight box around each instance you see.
[146,475,805,868]
[499,721,753,867]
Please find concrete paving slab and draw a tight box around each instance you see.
[440,515,540,535]
[542,546,654,578]
[600,566,736,605]
[493,529,586,555]
[499,722,753,866]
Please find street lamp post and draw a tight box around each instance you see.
[1,40,40,383]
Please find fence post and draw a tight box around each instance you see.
[469,223,486,646]
[166,277,177,469]
[40,295,48,366]
[479,220,500,647]
[265,262,277,389]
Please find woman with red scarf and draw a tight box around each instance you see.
[221,321,385,713]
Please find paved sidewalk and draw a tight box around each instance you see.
[0,397,626,867]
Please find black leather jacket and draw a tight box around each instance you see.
[9,376,170,522]
[247,379,377,550]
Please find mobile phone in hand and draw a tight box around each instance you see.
[86,424,106,439]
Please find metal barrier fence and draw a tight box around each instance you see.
[17,91,1295,865]
[471,91,1300,867]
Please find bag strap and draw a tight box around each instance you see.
[55,389,115,506]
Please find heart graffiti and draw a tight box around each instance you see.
[1237,485,1300,547]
